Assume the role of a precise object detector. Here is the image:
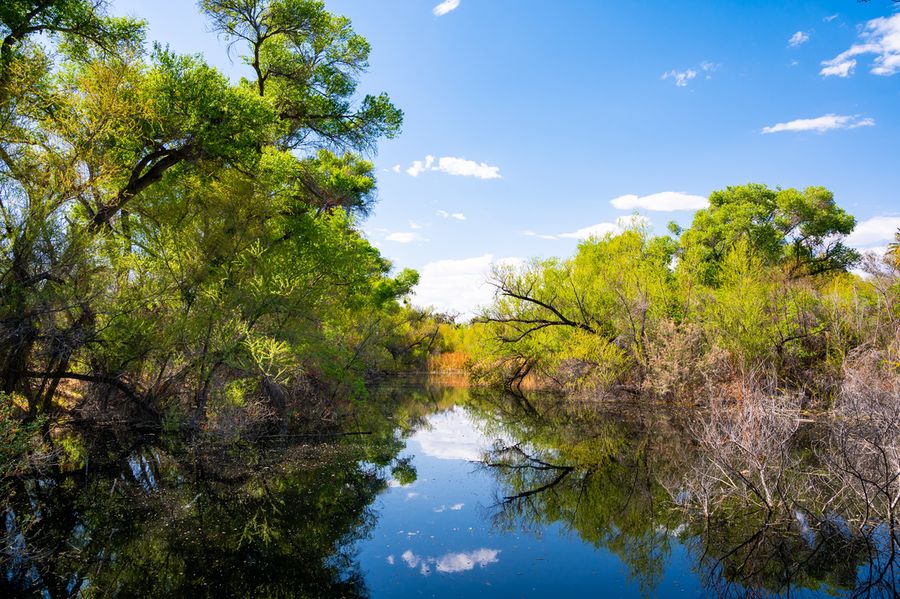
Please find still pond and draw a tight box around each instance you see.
[3,380,897,597]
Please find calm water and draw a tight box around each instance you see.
[2,381,898,597]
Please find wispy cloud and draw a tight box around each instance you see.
[699,61,719,78]
[610,191,707,212]
[437,210,466,220]
[662,68,697,87]
[660,60,720,87]
[789,31,810,47]
[821,14,900,77]
[761,114,874,134]
[557,223,620,240]
[402,155,501,180]
[824,14,839,23]
[433,0,460,16]
[386,232,428,243]
[663,61,718,86]
[821,60,855,77]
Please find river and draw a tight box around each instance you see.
[2,380,897,597]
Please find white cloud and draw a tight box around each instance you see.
[542,215,651,241]
[663,61,718,85]
[436,157,501,179]
[414,407,499,461]
[821,14,900,77]
[824,14,838,23]
[401,155,501,180]
[406,155,435,177]
[399,548,500,576]
[435,549,500,573]
[433,0,460,16]
[789,31,810,47]
[391,164,401,173]
[386,232,428,243]
[662,68,697,87]
[761,114,874,134]
[821,59,856,77]
[450,503,465,511]
[845,216,900,247]
[699,61,719,79]
[409,220,423,229]
[558,223,618,240]
[610,191,708,212]
[437,210,466,220]
[401,550,421,569]
[412,254,522,317]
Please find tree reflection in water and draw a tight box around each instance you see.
[474,389,899,598]
[1,385,443,598]
[2,383,897,597]
[2,440,389,597]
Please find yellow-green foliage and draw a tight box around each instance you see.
[474,227,677,389]
[474,185,898,401]
[0,0,420,429]
[0,394,44,476]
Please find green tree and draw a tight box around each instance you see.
[0,0,415,429]
[479,227,677,390]
[678,184,858,285]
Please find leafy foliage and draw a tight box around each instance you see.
[475,184,896,404]
[0,0,424,433]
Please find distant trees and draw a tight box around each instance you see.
[889,230,900,268]
[474,184,896,405]
[0,0,421,430]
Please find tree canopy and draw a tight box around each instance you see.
[0,0,420,429]
[474,183,896,404]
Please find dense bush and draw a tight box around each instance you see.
[0,0,428,433]
[474,184,899,407]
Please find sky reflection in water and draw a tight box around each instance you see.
[2,385,896,597]
[356,404,705,598]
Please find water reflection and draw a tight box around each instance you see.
[397,548,500,575]
[3,443,385,597]
[472,391,899,598]
[410,406,497,461]
[1,382,897,597]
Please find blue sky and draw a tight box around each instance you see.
[113,0,900,316]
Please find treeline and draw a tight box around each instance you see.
[0,0,436,435]
[469,184,900,408]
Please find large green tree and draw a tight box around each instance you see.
[473,183,877,400]
[0,0,415,428]
[678,184,858,285]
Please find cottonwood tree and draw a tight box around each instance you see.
[0,0,414,426]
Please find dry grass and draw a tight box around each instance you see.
[426,351,469,373]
